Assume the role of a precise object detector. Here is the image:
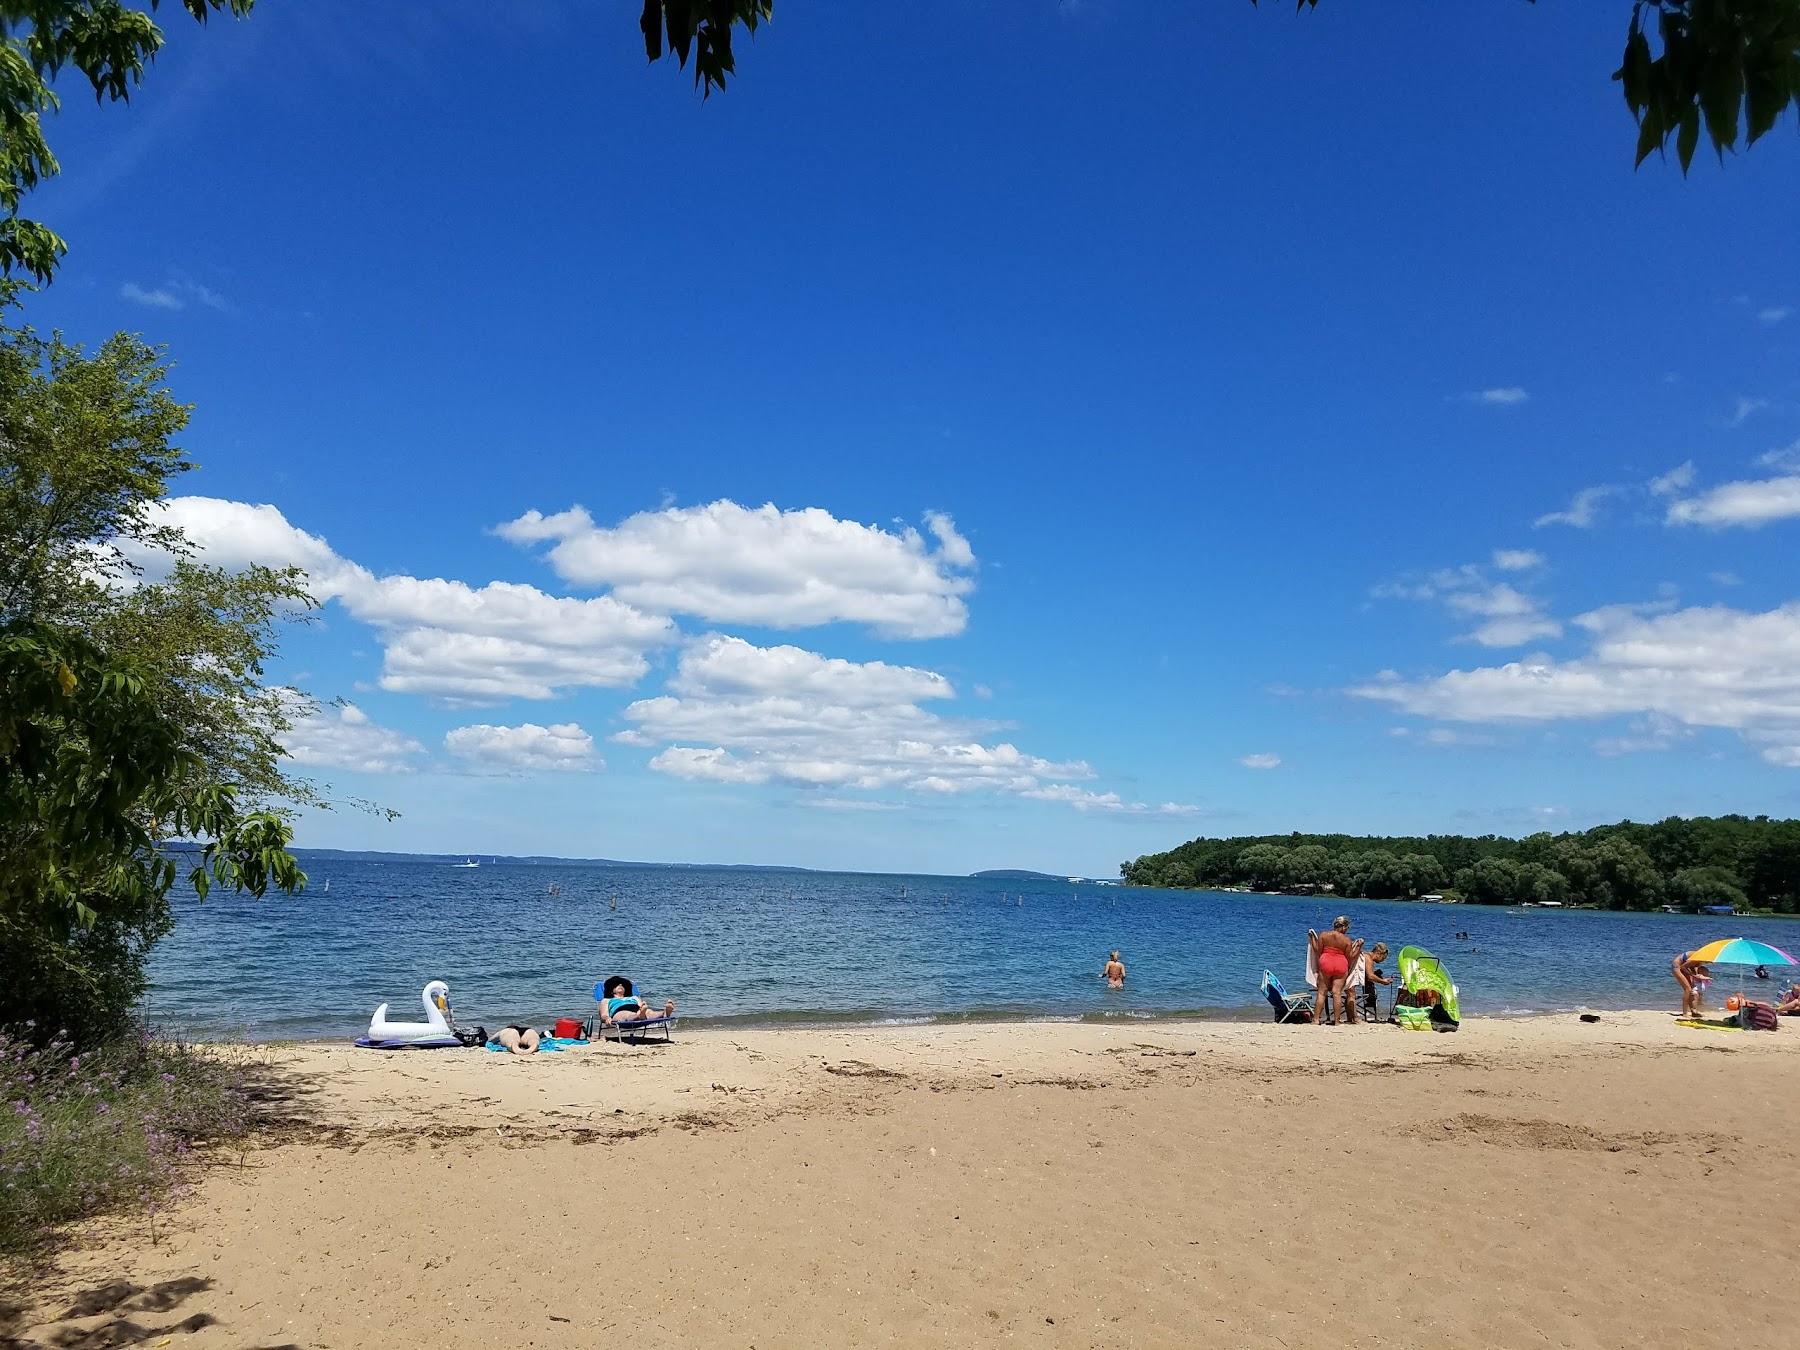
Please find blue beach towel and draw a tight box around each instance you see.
[483,1036,581,1052]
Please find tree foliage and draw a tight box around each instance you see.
[0,622,303,1043]
[1122,816,1800,912]
[1,1,252,285]
[0,321,311,1042]
[639,0,771,96]
[0,322,317,810]
[1266,1,1800,172]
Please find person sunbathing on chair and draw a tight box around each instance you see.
[598,976,676,1029]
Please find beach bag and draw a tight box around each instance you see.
[454,1025,487,1048]
[1743,1003,1779,1032]
[1394,1006,1433,1032]
[552,1017,585,1039]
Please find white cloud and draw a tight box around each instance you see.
[1756,440,1800,472]
[1711,571,1743,587]
[1534,485,1616,529]
[1491,549,1544,572]
[497,500,977,638]
[137,498,676,704]
[1759,307,1791,325]
[1470,387,1530,406]
[1666,475,1800,528]
[799,797,904,812]
[1375,565,1560,648]
[1730,397,1770,427]
[119,282,183,311]
[1466,615,1564,647]
[281,701,424,774]
[1387,726,1498,748]
[1019,784,1202,815]
[1238,753,1281,769]
[1592,714,1694,758]
[119,277,230,312]
[1351,599,1800,767]
[444,721,599,773]
[622,635,1173,811]
[1647,461,1695,497]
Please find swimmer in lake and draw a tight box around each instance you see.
[1103,951,1126,989]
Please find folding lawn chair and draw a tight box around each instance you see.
[1261,969,1315,1024]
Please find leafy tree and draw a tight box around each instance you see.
[0,323,316,810]
[638,0,771,96]
[1,2,253,285]
[1272,0,1800,172]
[1278,844,1333,889]
[1668,865,1749,910]
[0,321,314,1041]
[0,622,303,1044]
[1237,843,1288,891]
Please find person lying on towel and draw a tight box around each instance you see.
[598,976,676,1029]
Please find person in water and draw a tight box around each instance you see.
[1102,951,1126,989]
[598,976,676,1028]
[1358,942,1392,1023]
[1309,917,1364,1027]
[493,1024,543,1055]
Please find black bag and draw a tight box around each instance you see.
[454,1025,488,1047]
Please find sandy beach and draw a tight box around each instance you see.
[5,1011,1797,1349]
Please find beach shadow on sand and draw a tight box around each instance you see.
[0,1273,303,1350]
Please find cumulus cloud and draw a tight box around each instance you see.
[1666,473,1800,529]
[1759,306,1791,325]
[1469,387,1530,406]
[444,721,599,773]
[1648,461,1695,497]
[1534,485,1616,529]
[1491,549,1544,572]
[621,635,1176,810]
[1238,753,1281,769]
[496,500,977,638]
[1351,599,1800,768]
[1373,564,1561,648]
[137,498,676,704]
[281,702,424,773]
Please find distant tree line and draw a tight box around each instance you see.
[1120,816,1800,913]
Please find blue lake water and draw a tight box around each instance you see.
[145,862,1800,1041]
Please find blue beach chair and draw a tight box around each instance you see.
[1260,970,1315,1024]
[593,979,678,1044]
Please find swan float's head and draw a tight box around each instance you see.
[423,979,452,1024]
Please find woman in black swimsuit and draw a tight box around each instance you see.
[493,1024,542,1055]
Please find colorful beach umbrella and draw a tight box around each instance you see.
[1684,938,1796,967]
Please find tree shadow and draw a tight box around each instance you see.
[0,1275,220,1349]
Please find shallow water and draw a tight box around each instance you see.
[144,862,1800,1040]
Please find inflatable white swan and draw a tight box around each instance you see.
[367,980,455,1043]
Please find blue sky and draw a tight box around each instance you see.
[25,1,1800,875]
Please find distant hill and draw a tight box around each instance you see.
[970,869,1066,881]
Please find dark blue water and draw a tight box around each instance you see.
[144,862,1800,1040]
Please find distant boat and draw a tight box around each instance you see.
[1699,903,1735,916]
[450,858,479,869]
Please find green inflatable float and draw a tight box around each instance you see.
[1394,945,1460,1031]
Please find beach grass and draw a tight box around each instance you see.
[0,1025,254,1256]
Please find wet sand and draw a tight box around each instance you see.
[6,1011,1797,1349]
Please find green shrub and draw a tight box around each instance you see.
[0,1025,253,1254]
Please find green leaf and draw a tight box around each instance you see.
[1676,102,1700,170]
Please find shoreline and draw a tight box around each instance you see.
[9,1010,1794,1348]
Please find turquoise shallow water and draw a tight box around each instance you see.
[144,862,1800,1040]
